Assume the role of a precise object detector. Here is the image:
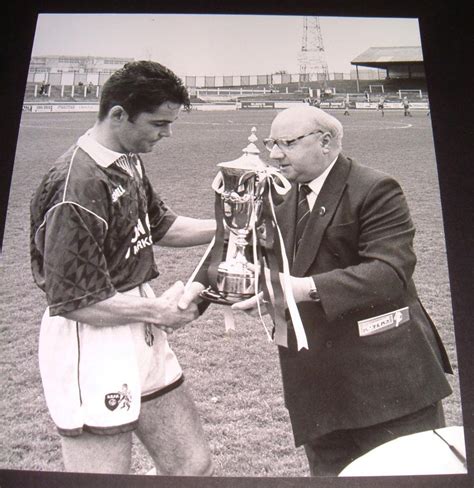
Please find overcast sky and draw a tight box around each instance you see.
[31,14,422,76]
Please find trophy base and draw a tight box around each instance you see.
[199,287,253,306]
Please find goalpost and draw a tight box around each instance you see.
[398,89,423,99]
[369,84,384,93]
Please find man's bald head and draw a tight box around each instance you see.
[271,105,344,150]
[267,105,344,183]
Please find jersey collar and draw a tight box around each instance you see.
[77,129,129,168]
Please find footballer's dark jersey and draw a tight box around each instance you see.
[30,131,177,316]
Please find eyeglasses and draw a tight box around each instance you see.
[263,130,324,152]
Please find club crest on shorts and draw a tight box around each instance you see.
[105,384,132,411]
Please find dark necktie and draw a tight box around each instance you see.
[295,184,311,251]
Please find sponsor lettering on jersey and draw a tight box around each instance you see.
[125,214,153,259]
[111,184,126,203]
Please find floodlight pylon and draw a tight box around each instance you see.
[298,16,329,88]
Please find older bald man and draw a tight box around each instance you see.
[234,105,453,476]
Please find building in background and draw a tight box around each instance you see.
[28,55,134,85]
[351,46,425,93]
[25,48,427,104]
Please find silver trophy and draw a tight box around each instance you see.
[201,128,267,304]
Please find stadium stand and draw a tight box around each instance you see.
[24,47,430,108]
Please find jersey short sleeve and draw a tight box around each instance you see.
[37,201,116,315]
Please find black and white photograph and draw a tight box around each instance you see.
[1,5,473,488]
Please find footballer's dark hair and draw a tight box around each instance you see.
[98,60,190,121]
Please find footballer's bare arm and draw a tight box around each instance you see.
[62,281,198,330]
[157,216,216,247]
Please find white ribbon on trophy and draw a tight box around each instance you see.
[188,129,309,351]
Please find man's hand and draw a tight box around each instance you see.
[245,263,315,304]
[154,281,199,334]
[178,281,206,310]
[231,292,270,317]
[231,266,315,317]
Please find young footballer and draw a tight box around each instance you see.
[377,96,385,117]
[403,96,412,116]
[30,61,215,475]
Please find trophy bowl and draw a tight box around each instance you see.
[200,129,267,305]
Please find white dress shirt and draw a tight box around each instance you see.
[300,156,338,210]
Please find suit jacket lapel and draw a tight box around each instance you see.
[292,154,352,276]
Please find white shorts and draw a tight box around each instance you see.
[38,283,183,436]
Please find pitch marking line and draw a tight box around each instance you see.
[343,122,413,130]
[177,121,414,130]
[20,120,414,131]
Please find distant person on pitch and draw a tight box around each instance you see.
[233,105,453,476]
[343,99,350,116]
[403,96,412,116]
[30,60,215,475]
[377,96,385,117]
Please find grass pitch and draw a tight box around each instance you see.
[0,107,462,476]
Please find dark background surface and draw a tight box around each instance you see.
[2,0,473,487]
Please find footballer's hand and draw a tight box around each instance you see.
[177,281,205,310]
[231,292,269,317]
[153,281,199,333]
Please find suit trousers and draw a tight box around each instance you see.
[304,401,446,476]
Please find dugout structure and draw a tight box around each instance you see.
[351,46,426,94]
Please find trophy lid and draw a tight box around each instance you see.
[218,127,267,172]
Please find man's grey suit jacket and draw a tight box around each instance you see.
[274,154,452,447]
